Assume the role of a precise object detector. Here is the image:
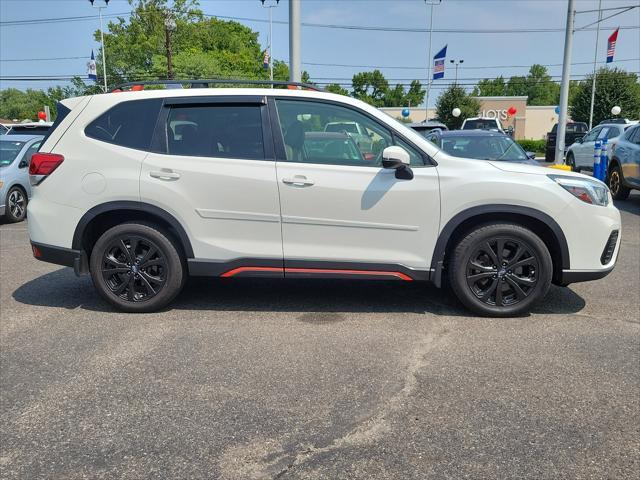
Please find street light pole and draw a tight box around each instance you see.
[450,59,463,84]
[89,0,109,92]
[289,0,301,83]
[164,10,176,79]
[555,0,576,165]
[588,0,602,130]
[424,0,441,122]
[261,1,280,87]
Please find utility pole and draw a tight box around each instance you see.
[89,0,109,92]
[289,0,301,83]
[588,0,603,130]
[424,0,441,121]
[261,1,280,86]
[450,59,463,84]
[555,0,575,165]
[164,10,176,79]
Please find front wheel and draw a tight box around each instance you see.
[90,222,185,312]
[608,163,630,201]
[565,152,576,172]
[448,223,552,317]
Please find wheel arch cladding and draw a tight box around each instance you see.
[430,205,570,287]
[72,201,194,259]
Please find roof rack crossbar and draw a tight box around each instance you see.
[111,78,321,92]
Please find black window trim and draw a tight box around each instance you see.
[151,96,274,161]
[267,96,437,167]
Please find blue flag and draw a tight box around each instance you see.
[433,45,447,80]
[87,50,97,81]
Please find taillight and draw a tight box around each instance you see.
[29,153,64,185]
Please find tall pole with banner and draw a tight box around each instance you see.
[424,0,441,121]
[555,0,575,165]
[89,0,109,92]
[261,1,280,87]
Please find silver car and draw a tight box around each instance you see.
[566,123,629,172]
[0,135,43,222]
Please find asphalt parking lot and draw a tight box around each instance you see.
[1,193,638,480]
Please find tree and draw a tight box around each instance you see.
[472,65,560,106]
[435,85,481,129]
[472,76,507,97]
[570,68,640,125]
[325,84,349,96]
[351,70,389,107]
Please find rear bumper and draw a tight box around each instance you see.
[31,241,88,276]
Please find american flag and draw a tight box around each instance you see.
[606,28,619,64]
[432,45,447,80]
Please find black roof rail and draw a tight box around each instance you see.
[110,78,321,92]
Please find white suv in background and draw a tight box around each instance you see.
[28,82,621,316]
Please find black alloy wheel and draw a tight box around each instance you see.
[608,164,630,200]
[101,235,167,303]
[465,237,538,308]
[448,223,552,317]
[90,223,185,312]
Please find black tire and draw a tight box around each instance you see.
[608,163,630,201]
[89,222,185,312]
[4,186,27,223]
[565,152,576,172]
[448,223,552,317]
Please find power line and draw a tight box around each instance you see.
[0,56,87,62]
[1,11,638,35]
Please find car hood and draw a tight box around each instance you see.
[487,160,596,181]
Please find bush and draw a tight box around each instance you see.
[517,139,545,154]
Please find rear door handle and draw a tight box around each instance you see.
[282,176,314,187]
[150,169,181,181]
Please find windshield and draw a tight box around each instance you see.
[441,135,528,162]
[0,141,25,166]
[463,119,499,130]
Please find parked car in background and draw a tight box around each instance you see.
[607,123,640,200]
[461,117,507,134]
[425,129,537,164]
[0,135,42,222]
[544,121,588,162]
[407,120,448,138]
[3,122,53,136]
[303,131,372,164]
[566,123,630,172]
[598,118,638,126]
[324,120,374,153]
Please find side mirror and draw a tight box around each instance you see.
[382,146,413,180]
[526,151,536,160]
[575,136,584,144]
[19,156,30,169]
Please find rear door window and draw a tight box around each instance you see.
[85,98,162,151]
[165,105,264,160]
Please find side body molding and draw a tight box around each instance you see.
[72,201,195,258]
[429,204,570,287]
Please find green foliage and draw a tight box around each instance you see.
[517,139,545,154]
[570,68,640,125]
[435,85,481,129]
[351,70,425,107]
[472,65,560,106]
[325,84,350,96]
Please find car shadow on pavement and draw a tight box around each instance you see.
[12,267,586,317]
[614,192,640,216]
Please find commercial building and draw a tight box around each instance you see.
[381,96,560,140]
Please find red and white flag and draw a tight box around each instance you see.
[606,28,619,64]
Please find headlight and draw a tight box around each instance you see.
[547,174,609,206]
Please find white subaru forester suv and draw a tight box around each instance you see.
[28,81,621,317]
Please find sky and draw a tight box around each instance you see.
[0,0,638,107]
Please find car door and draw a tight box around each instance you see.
[271,97,440,278]
[140,96,283,271]
[622,126,640,186]
[573,126,601,168]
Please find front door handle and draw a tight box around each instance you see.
[150,169,181,181]
[282,176,314,187]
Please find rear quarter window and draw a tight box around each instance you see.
[85,98,162,151]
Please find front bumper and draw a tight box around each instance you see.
[557,266,615,286]
[31,241,88,276]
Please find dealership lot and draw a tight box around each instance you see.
[0,194,638,479]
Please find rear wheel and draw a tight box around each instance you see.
[5,186,27,223]
[608,163,630,200]
[89,222,185,312]
[448,223,552,317]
